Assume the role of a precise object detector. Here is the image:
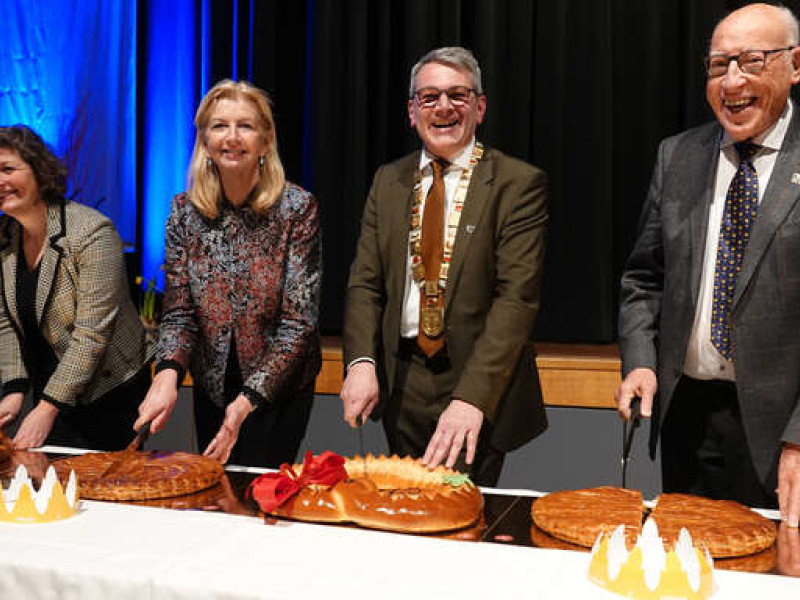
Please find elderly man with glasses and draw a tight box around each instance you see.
[616,3,800,525]
[340,46,548,486]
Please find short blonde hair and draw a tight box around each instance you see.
[188,79,285,219]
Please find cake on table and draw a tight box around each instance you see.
[53,450,224,501]
[531,486,776,559]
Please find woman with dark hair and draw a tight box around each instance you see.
[0,125,153,450]
[135,80,321,467]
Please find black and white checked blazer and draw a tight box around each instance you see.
[0,200,153,407]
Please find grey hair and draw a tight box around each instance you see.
[408,47,483,98]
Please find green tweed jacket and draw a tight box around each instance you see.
[0,200,153,407]
[344,146,548,452]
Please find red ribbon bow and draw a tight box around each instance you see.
[248,451,347,513]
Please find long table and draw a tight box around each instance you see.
[1,447,799,599]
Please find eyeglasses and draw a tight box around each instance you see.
[704,47,795,78]
[412,86,478,109]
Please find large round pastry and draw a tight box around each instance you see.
[650,492,776,558]
[264,454,483,533]
[52,450,224,501]
[531,486,644,549]
[530,486,776,558]
[715,545,776,573]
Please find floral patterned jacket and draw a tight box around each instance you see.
[156,183,321,407]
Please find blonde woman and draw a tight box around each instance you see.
[136,80,321,466]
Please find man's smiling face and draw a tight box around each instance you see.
[408,62,486,160]
[706,5,800,141]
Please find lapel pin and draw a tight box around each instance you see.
[792,173,800,186]
[465,225,476,234]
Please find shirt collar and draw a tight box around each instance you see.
[720,100,793,151]
[418,138,476,173]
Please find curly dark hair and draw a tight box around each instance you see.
[0,125,67,203]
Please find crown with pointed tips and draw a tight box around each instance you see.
[1,465,79,523]
[588,518,714,599]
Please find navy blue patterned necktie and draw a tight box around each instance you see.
[710,141,759,360]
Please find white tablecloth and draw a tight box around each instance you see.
[0,500,799,599]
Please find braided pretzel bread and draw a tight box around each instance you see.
[268,454,483,533]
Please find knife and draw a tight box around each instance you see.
[356,414,365,456]
[621,397,641,489]
[102,420,153,479]
[356,414,370,480]
[127,419,154,452]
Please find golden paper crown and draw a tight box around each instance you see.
[588,518,714,600]
[1,465,79,523]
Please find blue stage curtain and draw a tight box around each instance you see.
[1,1,137,245]
[142,0,201,286]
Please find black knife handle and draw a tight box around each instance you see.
[629,396,641,427]
[621,396,642,488]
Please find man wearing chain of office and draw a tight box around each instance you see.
[340,46,548,486]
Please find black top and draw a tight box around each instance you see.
[16,240,58,398]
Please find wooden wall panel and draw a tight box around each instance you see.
[313,338,620,409]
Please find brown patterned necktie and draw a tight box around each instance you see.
[417,158,448,357]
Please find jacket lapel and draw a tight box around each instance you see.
[389,156,417,294]
[444,147,493,311]
[0,218,20,330]
[734,107,800,308]
[36,202,67,326]
[386,155,418,342]
[682,126,721,305]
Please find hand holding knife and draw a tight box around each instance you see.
[621,397,641,489]
[101,419,153,479]
[127,419,154,452]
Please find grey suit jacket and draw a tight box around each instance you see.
[344,146,548,452]
[619,107,800,488]
[0,200,153,407]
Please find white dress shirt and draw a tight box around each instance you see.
[684,102,792,381]
[346,139,477,371]
[400,139,477,338]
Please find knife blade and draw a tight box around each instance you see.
[480,496,522,542]
[126,419,154,452]
[621,397,641,489]
[102,420,153,479]
[356,414,370,480]
[356,414,365,456]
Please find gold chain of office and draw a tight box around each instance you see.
[408,142,484,336]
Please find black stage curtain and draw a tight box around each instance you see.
[193,0,800,342]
